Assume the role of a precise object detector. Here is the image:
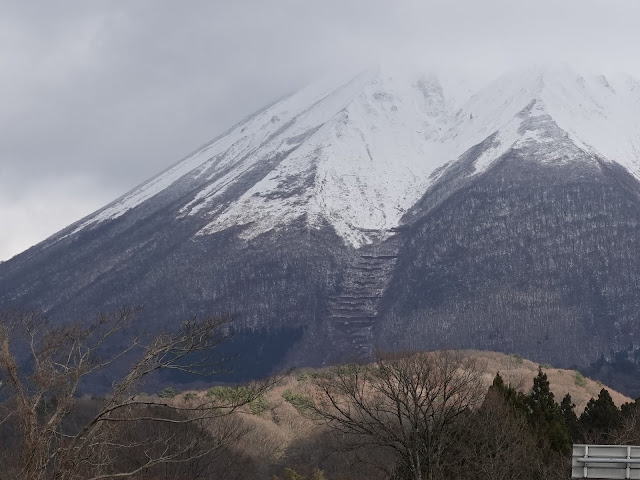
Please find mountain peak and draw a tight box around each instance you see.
[5,64,640,396]
[53,65,640,249]
[195,68,454,247]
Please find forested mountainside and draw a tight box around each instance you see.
[3,65,640,394]
[380,139,640,374]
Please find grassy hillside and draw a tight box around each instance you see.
[164,349,631,477]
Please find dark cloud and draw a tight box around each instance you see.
[2,0,640,259]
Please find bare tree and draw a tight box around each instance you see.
[310,351,485,480]
[0,307,275,480]
[111,409,259,480]
[448,388,538,480]
[612,402,640,445]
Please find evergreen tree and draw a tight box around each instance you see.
[560,393,581,442]
[529,368,556,415]
[492,371,505,391]
[580,389,621,442]
[489,372,528,415]
[526,368,571,454]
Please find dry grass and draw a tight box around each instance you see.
[170,350,631,467]
[461,350,631,413]
[167,375,321,467]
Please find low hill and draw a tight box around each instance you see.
[164,350,631,477]
[462,350,631,412]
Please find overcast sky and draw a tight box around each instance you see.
[2,0,640,260]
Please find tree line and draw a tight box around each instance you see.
[282,352,640,480]
[2,307,640,479]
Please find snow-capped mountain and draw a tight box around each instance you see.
[64,67,455,248]
[3,64,640,393]
[59,64,640,248]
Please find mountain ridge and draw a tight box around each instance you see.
[3,64,640,394]
[42,64,640,251]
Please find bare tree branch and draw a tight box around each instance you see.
[309,351,485,480]
[0,307,272,480]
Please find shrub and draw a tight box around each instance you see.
[159,387,180,398]
[337,363,366,376]
[511,354,523,364]
[575,371,587,387]
[183,392,197,402]
[273,467,304,480]
[282,389,314,413]
[249,395,269,416]
[206,386,252,404]
[273,468,326,480]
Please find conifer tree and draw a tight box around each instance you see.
[489,372,528,415]
[529,368,556,415]
[492,371,505,391]
[526,368,571,454]
[560,393,581,442]
[580,389,621,442]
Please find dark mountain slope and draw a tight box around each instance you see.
[3,66,640,394]
[378,148,640,377]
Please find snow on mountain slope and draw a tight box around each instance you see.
[544,69,640,177]
[198,70,454,246]
[68,69,373,231]
[447,65,640,175]
[66,64,640,248]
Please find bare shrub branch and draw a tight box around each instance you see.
[0,307,274,480]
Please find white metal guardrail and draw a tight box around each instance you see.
[573,445,640,479]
